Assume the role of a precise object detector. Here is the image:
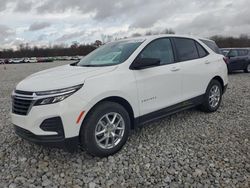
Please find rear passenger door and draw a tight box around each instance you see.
[173,38,211,100]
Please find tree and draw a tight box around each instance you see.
[94,40,102,47]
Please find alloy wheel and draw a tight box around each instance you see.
[95,112,125,149]
[209,85,221,108]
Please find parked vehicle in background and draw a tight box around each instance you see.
[24,57,38,63]
[220,49,230,56]
[9,58,24,64]
[37,57,54,63]
[221,48,250,73]
[11,35,228,157]
[70,56,81,61]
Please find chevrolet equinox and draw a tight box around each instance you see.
[11,35,228,157]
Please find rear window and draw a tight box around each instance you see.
[200,39,220,54]
[174,38,199,61]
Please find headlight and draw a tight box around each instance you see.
[34,84,83,106]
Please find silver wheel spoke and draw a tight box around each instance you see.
[105,137,109,148]
[111,135,115,147]
[99,121,106,128]
[96,129,105,136]
[111,113,118,124]
[114,118,122,127]
[98,136,107,143]
[105,115,112,124]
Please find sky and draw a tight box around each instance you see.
[0,0,249,50]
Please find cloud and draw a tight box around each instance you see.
[0,0,11,12]
[55,30,86,42]
[14,0,33,12]
[29,22,51,31]
[0,25,15,40]
[0,0,250,49]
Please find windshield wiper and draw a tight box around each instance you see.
[80,64,100,67]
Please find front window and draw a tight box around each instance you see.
[139,38,174,65]
[77,40,143,67]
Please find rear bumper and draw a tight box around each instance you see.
[14,125,79,152]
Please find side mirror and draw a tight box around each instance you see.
[130,58,161,70]
[70,61,79,66]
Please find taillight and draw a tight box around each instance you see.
[223,57,229,64]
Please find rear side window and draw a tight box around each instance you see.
[174,38,199,61]
[200,39,220,54]
[139,38,174,65]
[195,42,208,58]
[237,49,248,56]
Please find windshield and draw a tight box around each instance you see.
[77,40,143,67]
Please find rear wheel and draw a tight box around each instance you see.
[200,80,222,112]
[244,64,250,73]
[80,101,130,157]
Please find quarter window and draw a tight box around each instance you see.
[139,38,174,65]
[200,39,220,54]
[174,38,199,61]
[196,42,208,58]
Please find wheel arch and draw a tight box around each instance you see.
[211,76,225,92]
[80,96,136,134]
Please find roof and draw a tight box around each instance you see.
[116,34,213,43]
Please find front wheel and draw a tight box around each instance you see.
[200,80,222,112]
[244,64,250,73]
[80,101,130,157]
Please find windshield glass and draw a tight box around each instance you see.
[77,40,143,67]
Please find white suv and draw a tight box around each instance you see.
[11,35,228,157]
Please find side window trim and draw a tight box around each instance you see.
[129,37,178,70]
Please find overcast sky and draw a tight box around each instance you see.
[0,0,249,49]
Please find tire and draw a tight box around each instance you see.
[80,101,130,157]
[200,79,222,113]
[244,63,250,73]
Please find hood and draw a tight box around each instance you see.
[16,64,116,91]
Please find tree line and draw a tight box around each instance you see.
[210,34,250,48]
[1,32,250,59]
[0,42,98,59]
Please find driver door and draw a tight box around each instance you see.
[132,38,182,116]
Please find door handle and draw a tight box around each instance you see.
[205,61,211,64]
[170,67,180,72]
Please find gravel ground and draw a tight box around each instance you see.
[0,62,249,188]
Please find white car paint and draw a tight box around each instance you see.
[11,34,228,141]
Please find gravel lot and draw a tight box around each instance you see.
[0,62,250,188]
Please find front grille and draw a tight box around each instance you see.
[15,90,33,96]
[12,97,33,115]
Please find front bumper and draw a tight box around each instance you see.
[11,90,93,152]
[14,125,78,152]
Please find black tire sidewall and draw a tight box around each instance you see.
[80,102,130,157]
[203,80,223,112]
[244,63,250,73]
